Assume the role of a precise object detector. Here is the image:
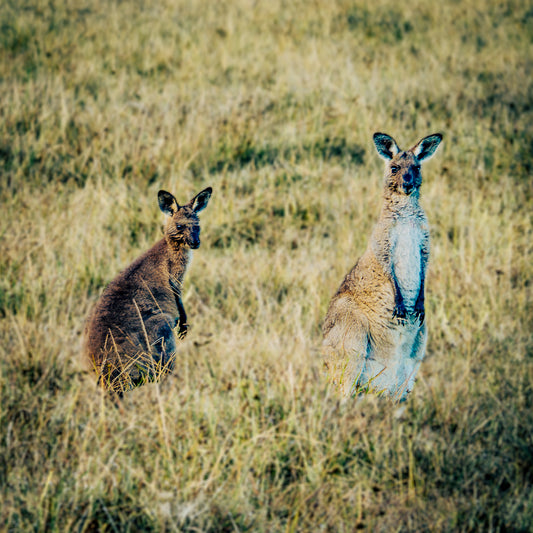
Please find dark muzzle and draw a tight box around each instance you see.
[403,170,417,195]
[189,227,201,249]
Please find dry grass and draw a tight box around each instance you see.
[1,0,532,531]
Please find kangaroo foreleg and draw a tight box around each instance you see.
[175,295,189,339]
[414,275,425,324]
[391,273,407,324]
[414,246,428,324]
[170,278,189,339]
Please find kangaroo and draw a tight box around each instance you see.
[322,132,442,401]
[84,187,212,395]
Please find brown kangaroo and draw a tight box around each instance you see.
[84,187,212,394]
[322,132,442,401]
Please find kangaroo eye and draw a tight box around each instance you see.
[176,224,185,231]
[391,165,400,174]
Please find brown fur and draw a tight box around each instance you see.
[83,187,212,394]
[322,133,442,400]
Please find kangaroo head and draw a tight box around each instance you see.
[373,133,442,197]
[158,187,212,249]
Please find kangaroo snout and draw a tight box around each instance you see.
[188,227,201,249]
[403,172,415,194]
[403,165,421,194]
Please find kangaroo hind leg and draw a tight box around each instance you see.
[137,314,177,382]
[398,323,428,401]
[323,307,369,398]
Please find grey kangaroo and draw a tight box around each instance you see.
[322,132,442,400]
[84,187,212,394]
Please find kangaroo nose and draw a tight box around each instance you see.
[404,172,413,185]
[189,227,201,249]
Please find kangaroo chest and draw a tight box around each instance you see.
[390,219,424,309]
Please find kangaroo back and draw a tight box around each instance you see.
[84,187,212,395]
[322,133,442,400]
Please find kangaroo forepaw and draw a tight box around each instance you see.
[393,304,407,324]
[414,307,425,325]
[178,322,189,339]
[414,299,425,324]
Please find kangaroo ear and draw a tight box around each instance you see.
[373,133,400,160]
[158,190,179,216]
[191,187,212,213]
[412,133,443,162]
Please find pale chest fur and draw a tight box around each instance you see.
[390,218,426,310]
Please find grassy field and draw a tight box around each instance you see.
[1,0,532,530]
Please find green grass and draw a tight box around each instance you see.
[1,0,532,531]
